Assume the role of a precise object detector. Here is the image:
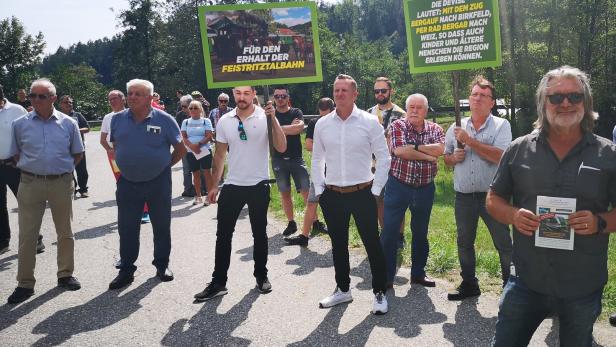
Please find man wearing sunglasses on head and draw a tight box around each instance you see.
[7,79,84,303]
[270,86,310,238]
[487,66,616,345]
[194,86,286,301]
[444,76,513,301]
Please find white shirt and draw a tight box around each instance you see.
[0,99,27,159]
[311,104,391,196]
[100,111,120,147]
[215,106,270,186]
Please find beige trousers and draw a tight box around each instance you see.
[16,173,74,288]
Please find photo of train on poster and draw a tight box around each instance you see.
[198,2,323,88]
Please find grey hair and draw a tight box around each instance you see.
[180,95,193,106]
[30,78,56,96]
[405,93,429,109]
[218,92,229,100]
[109,90,125,99]
[126,79,154,96]
[534,65,598,133]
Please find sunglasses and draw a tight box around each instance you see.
[218,99,228,103]
[374,88,389,95]
[28,93,50,100]
[547,93,584,105]
[188,107,199,110]
[238,120,247,141]
[273,94,288,100]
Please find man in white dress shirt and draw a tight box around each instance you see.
[311,74,391,315]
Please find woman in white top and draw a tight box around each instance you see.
[181,101,214,206]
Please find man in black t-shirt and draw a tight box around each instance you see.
[284,97,333,246]
[59,95,90,198]
[271,86,310,236]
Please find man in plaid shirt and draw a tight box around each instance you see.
[381,93,445,289]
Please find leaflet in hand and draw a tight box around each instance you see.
[185,145,210,160]
[535,195,576,250]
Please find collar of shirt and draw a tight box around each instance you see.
[333,104,360,122]
[467,114,493,133]
[534,128,597,147]
[31,108,61,121]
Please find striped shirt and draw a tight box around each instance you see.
[389,119,444,186]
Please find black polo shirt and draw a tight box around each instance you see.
[491,130,616,298]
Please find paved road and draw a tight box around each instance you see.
[0,132,614,346]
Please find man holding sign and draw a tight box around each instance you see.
[195,86,286,301]
[486,66,616,345]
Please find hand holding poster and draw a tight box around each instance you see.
[198,2,322,88]
[403,0,502,73]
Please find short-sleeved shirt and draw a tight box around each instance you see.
[181,117,213,150]
[0,99,27,160]
[110,108,182,182]
[10,109,84,175]
[389,119,445,186]
[444,115,512,193]
[68,111,89,142]
[490,130,616,298]
[305,117,321,140]
[101,110,123,147]
[215,106,270,186]
[274,107,304,158]
[209,107,232,128]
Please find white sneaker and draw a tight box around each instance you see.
[319,287,353,308]
[371,291,388,315]
[193,197,203,206]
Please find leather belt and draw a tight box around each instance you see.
[22,171,70,180]
[326,181,372,194]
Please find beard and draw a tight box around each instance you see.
[376,95,390,105]
[236,100,250,110]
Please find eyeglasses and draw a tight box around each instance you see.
[218,99,228,103]
[238,120,247,141]
[547,93,584,105]
[374,88,389,95]
[28,93,50,100]
[470,92,494,99]
[273,94,288,100]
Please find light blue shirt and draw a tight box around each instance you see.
[10,108,84,175]
[612,124,616,143]
[445,115,511,193]
[181,117,213,150]
[111,108,182,182]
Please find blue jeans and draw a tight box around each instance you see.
[381,175,435,282]
[493,276,602,347]
[181,155,193,193]
[116,166,172,275]
[455,192,512,284]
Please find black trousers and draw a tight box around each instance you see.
[74,152,89,193]
[319,186,387,293]
[212,182,270,286]
[0,164,20,244]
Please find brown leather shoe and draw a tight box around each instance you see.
[410,276,436,287]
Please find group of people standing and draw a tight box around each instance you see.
[0,64,615,345]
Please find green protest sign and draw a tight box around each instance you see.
[198,2,322,88]
[403,0,502,73]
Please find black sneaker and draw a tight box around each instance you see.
[194,282,228,302]
[284,234,309,246]
[58,276,81,291]
[398,233,405,250]
[0,240,9,255]
[7,287,34,304]
[282,220,297,236]
[447,281,481,301]
[610,312,616,327]
[256,277,272,294]
[312,220,328,234]
[36,235,45,254]
[181,190,196,198]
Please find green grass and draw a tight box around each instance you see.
[268,131,616,321]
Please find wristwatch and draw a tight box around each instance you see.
[596,215,607,234]
[414,143,419,151]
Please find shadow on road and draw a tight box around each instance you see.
[442,298,497,345]
[289,285,447,345]
[74,221,118,240]
[161,290,259,346]
[30,278,160,346]
[87,199,117,211]
[0,254,18,272]
[0,288,63,332]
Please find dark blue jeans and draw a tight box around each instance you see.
[381,176,435,282]
[455,192,512,284]
[493,276,602,347]
[116,166,172,275]
[212,182,270,286]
